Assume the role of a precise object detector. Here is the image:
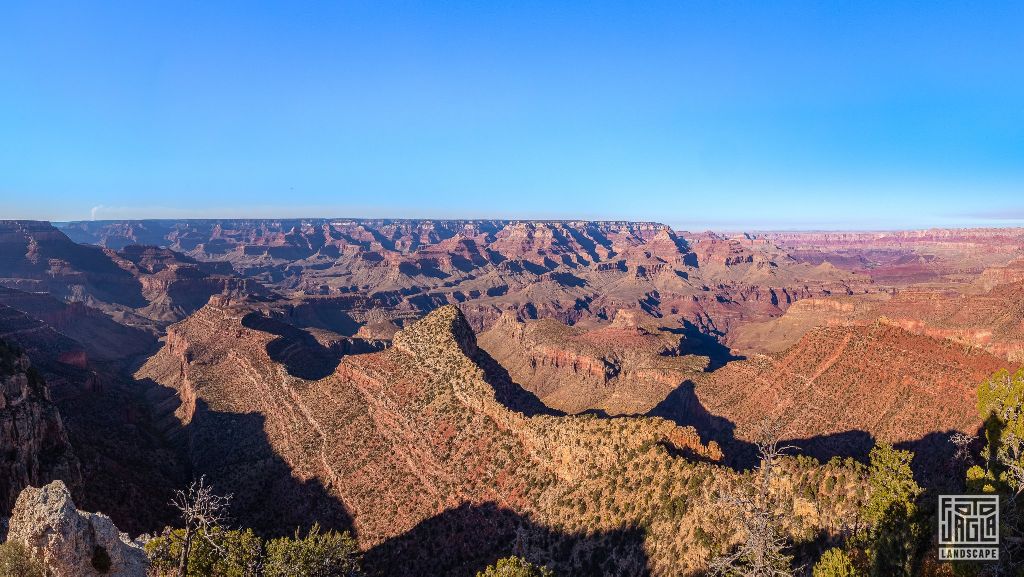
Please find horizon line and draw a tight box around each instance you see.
[22,217,1024,234]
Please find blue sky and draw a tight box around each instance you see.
[1,1,1023,230]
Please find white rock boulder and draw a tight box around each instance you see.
[6,480,148,577]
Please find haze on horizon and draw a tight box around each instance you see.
[2,1,1023,230]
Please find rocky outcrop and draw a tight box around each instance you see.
[0,339,80,516]
[865,284,1024,362]
[976,258,1024,291]
[7,480,147,577]
[725,294,889,355]
[730,271,1024,362]
[478,310,708,414]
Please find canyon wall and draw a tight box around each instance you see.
[0,339,80,516]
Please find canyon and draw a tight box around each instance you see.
[0,217,1022,575]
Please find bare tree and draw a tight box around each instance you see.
[170,475,232,577]
[709,420,797,577]
[949,432,978,467]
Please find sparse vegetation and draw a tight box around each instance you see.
[264,524,361,577]
[147,478,362,577]
[961,367,1024,572]
[477,556,554,577]
[0,540,46,577]
[812,548,859,577]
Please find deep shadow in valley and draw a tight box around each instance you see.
[14,300,359,538]
[0,318,186,535]
[648,378,972,489]
[56,372,188,536]
[478,315,970,486]
[182,398,354,537]
[3,285,981,569]
[29,361,355,541]
[473,346,564,417]
[643,380,755,467]
[241,311,340,380]
[662,321,746,371]
[364,502,650,577]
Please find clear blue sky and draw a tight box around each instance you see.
[1,1,1023,229]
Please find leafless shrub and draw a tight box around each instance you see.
[709,420,798,577]
[949,432,978,466]
[169,475,232,577]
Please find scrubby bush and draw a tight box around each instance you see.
[813,548,860,577]
[0,540,46,577]
[264,523,360,577]
[146,523,362,577]
[476,556,554,577]
[145,527,263,576]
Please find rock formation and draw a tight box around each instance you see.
[869,283,1024,362]
[0,287,155,362]
[478,309,708,414]
[106,245,268,323]
[6,480,147,577]
[0,339,79,516]
[0,220,147,310]
[729,279,1024,363]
